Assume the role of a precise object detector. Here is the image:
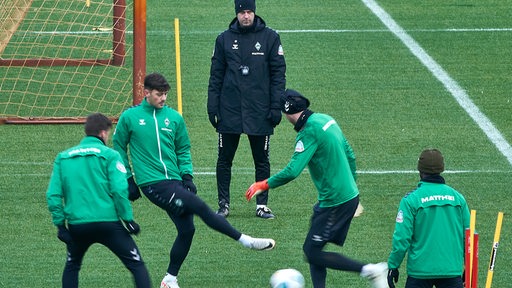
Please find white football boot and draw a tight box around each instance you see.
[250,238,276,251]
[361,262,388,288]
[160,274,180,288]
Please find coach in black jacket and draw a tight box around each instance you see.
[207,0,286,219]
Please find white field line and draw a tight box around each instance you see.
[19,27,512,36]
[362,0,512,167]
[1,163,509,178]
[3,171,509,178]
[277,28,512,33]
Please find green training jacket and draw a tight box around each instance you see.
[113,98,193,186]
[46,136,134,226]
[267,113,358,207]
[388,179,470,278]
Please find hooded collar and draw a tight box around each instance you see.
[229,15,265,34]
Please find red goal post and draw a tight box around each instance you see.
[0,0,146,124]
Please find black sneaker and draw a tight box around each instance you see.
[256,207,275,219]
[216,206,229,218]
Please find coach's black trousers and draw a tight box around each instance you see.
[64,221,151,288]
[216,133,271,208]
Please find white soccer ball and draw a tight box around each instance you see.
[270,268,305,288]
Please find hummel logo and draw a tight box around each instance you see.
[312,235,323,242]
[284,101,290,112]
[130,248,141,261]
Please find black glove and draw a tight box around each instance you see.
[387,268,399,288]
[57,225,73,244]
[123,220,140,235]
[208,113,218,128]
[127,176,141,201]
[268,109,282,127]
[182,174,197,194]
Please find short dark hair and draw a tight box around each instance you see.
[84,113,112,136]
[144,72,170,92]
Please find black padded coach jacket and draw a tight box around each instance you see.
[207,15,286,136]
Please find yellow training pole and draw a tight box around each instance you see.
[485,212,504,288]
[86,0,91,7]
[174,18,183,115]
[469,209,477,286]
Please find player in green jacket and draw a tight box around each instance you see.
[245,89,388,288]
[387,149,470,288]
[113,72,276,288]
[46,113,150,288]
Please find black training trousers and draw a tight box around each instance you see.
[140,179,242,276]
[216,133,270,208]
[64,221,151,288]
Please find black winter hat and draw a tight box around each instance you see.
[417,148,445,174]
[235,0,256,14]
[281,89,310,114]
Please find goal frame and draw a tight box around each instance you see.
[0,0,146,124]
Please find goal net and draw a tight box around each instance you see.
[0,0,135,123]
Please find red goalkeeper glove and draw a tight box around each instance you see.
[245,180,269,201]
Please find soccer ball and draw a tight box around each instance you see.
[270,268,305,288]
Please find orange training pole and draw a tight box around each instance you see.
[133,0,146,105]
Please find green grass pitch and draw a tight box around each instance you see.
[0,0,511,287]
